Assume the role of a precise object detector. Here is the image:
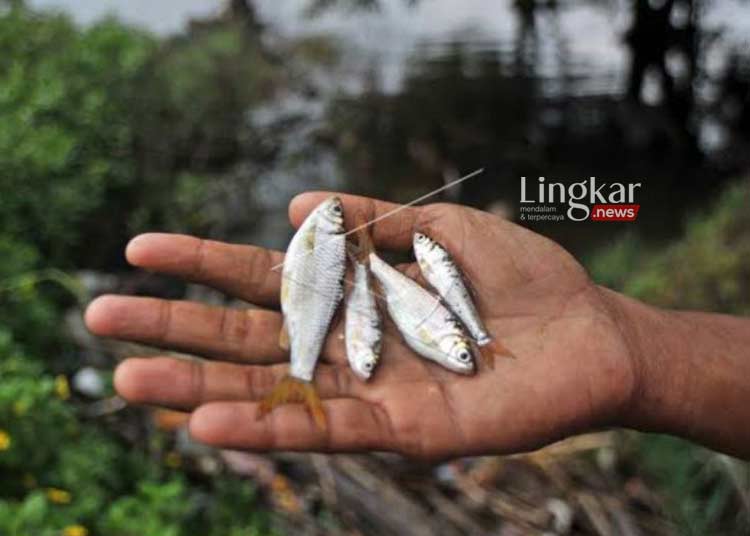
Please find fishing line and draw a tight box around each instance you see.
[269,167,485,271]
[276,167,486,361]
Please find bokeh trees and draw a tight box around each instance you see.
[0,4,276,534]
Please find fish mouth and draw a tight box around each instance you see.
[451,362,476,375]
[413,231,437,253]
[351,363,373,381]
[352,369,372,381]
[447,349,476,375]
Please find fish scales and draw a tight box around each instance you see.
[368,251,474,374]
[413,232,490,345]
[282,211,346,381]
[345,259,382,380]
[413,232,515,367]
[260,197,346,429]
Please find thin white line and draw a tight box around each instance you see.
[270,167,484,271]
[342,167,485,244]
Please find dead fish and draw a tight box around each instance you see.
[258,196,347,429]
[368,247,475,375]
[413,231,514,368]
[344,213,383,381]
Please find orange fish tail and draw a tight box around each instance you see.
[478,344,496,370]
[257,376,327,430]
[479,339,517,369]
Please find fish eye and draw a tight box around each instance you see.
[415,233,426,242]
[457,349,471,362]
[364,361,373,370]
[331,205,342,214]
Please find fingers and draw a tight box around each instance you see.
[126,233,283,307]
[114,357,361,410]
[123,195,420,309]
[289,192,421,251]
[85,295,286,364]
[189,399,394,452]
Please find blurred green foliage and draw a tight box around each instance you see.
[588,178,750,314]
[0,3,276,534]
[0,2,280,272]
[0,4,155,268]
[0,328,275,535]
[587,177,750,534]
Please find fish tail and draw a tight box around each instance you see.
[478,339,517,369]
[257,376,327,430]
[353,209,373,263]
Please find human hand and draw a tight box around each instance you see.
[85,192,639,460]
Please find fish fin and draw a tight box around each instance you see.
[280,275,289,303]
[353,209,373,263]
[303,383,327,430]
[278,319,290,351]
[478,339,517,369]
[478,344,496,370]
[257,376,327,431]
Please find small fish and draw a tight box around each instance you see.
[368,248,475,374]
[344,212,383,381]
[413,231,514,368]
[258,197,347,429]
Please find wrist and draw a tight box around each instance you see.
[592,287,662,428]
[604,290,690,434]
[605,288,750,457]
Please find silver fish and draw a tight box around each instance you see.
[345,258,382,381]
[413,232,512,368]
[259,196,347,429]
[368,251,475,374]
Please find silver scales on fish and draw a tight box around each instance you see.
[412,231,515,369]
[344,212,383,381]
[258,197,514,430]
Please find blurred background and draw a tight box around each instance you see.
[0,0,749,534]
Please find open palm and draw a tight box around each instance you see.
[86,192,637,460]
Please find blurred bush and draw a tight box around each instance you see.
[589,180,750,315]
[589,177,750,315]
[0,3,277,534]
[0,5,154,269]
[586,176,750,534]
[0,325,275,535]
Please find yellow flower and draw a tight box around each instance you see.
[0,430,10,451]
[55,375,70,400]
[63,525,88,536]
[164,451,182,468]
[45,487,72,504]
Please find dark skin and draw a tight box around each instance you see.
[85,192,750,460]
